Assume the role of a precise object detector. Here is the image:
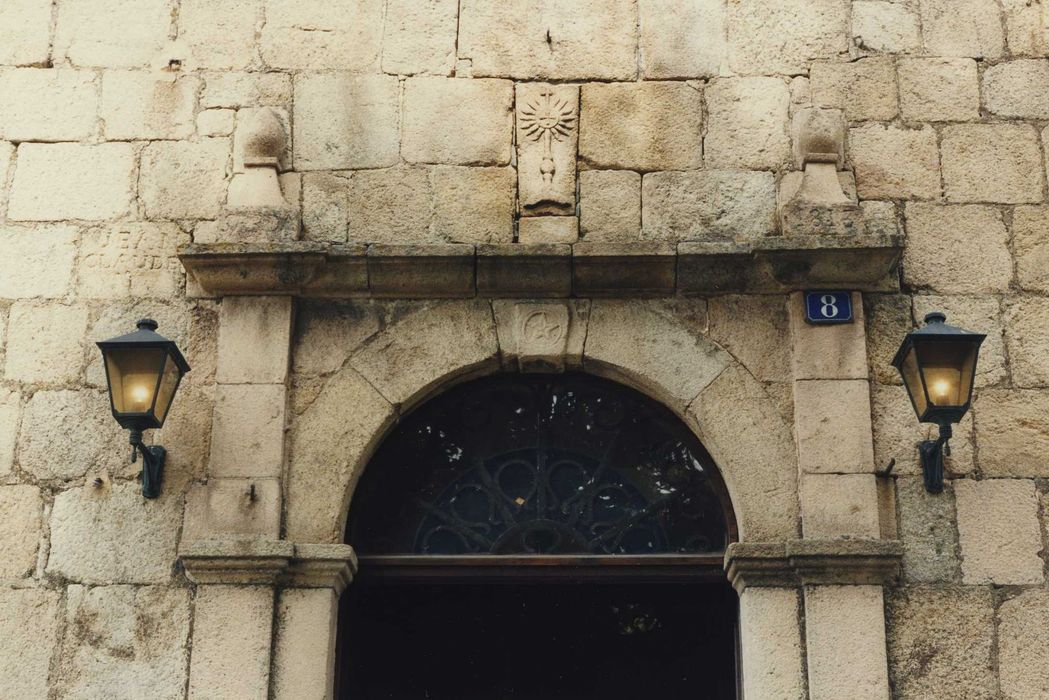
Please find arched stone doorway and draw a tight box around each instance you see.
[336,372,741,698]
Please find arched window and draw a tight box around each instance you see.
[339,373,740,699]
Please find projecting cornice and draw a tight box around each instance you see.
[179,234,903,299]
[724,539,904,593]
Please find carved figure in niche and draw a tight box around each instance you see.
[516,83,579,216]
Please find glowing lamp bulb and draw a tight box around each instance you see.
[130,384,150,409]
[931,380,951,400]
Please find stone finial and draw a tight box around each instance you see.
[793,107,845,170]
[228,108,288,207]
[242,108,286,167]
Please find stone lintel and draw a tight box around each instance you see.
[180,540,357,591]
[179,236,903,299]
[725,539,903,593]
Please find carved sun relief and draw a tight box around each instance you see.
[519,89,576,183]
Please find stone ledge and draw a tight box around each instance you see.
[179,540,357,591]
[725,539,903,593]
[179,235,903,299]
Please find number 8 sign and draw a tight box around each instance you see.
[804,291,854,325]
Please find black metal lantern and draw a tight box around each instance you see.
[97,319,190,498]
[891,312,984,494]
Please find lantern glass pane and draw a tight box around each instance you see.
[899,346,927,417]
[153,354,182,425]
[104,347,166,415]
[916,341,976,408]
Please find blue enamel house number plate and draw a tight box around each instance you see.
[804,291,854,325]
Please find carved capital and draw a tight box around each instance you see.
[179,540,358,592]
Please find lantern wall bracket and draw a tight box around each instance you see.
[129,429,166,499]
[917,423,952,495]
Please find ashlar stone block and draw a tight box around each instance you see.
[183,478,281,541]
[60,585,191,700]
[140,139,231,219]
[1001,0,1049,56]
[999,589,1049,700]
[0,225,76,300]
[898,58,979,122]
[260,0,382,71]
[54,0,174,68]
[197,109,236,137]
[79,223,188,299]
[403,77,513,166]
[0,69,97,141]
[790,291,867,380]
[0,485,41,579]
[292,301,384,377]
[8,143,135,221]
[728,0,850,75]
[580,82,703,172]
[639,0,725,78]
[903,204,1012,294]
[705,77,790,170]
[984,59,1049,119]
[1014,206,1049,293]
[516,83,578,216]
[800,473,881,539]
[849,124,940,200]
[579,170,641,242]
[739,588,805,700]
[0,389,18,477]
[942,124,1044,204]
[179,0,258,71]
[458,0,637,80]
[851,1,921,53]
[101,71,198,140]
[518,216,578,244]
[974,389,1049,477]
[642,170,776,241]
[383,0,458,76]
[17,389,126,480]
[0,0,52,65]
[48,482,182,584]
[433,166,515,244]
[301,172,349,243]
[804,585,891,700]
[217,296,293,384]
[955,478,1043,585]
[887,586,996,699]
[811,58,898,122]
[293,74,400,171]
[4,303,87,385]
[210,384,286,479]
[0,588,61,700]
[347,168,435,244]
[919,0,1005,58]
[202,71,292,109]
[709,295,790,384]
[273,588,339,700]
[895,477,960,583]
[794,379,876,473]
[188,586,274,700]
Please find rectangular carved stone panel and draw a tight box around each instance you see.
[516,83,578,216]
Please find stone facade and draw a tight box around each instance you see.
[2,2,1049,698]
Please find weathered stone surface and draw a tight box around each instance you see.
[188,585,273,699]
[689,365,799,541]
[794,379,876,473]
[179,0,257,71]
[850,124,940,200]
[871,382,975,477]
[895,477,960,583]
[1001,0,1049,55]
[202,71,292,109]
[292,301,383,377]
[739,588,805,700]
[0,389,18,477]
[217,296,292,384]
[942,124,1044,204]
[1015,206,1049,293]
[48,482,181,584]
[955,478,1043,584]
[0,0,52,65]
[493,300,587,372]
[974,389,1049,477]
[903,204,1012,294]
[60,585,191,700]
[984,59,1049,119]
[0,69,97,141]
[433,166,515,243]
[301,172,349,242]
[197,108,236,137]
[458,0,637,80]
[727,0,850,75]
[403,77,513,166]
[851,1,921,53]
[260,0,382,70]
[210,384,286,479]
[8,143,135,221]
[518,216,578,244]
[79,223,188,299]
[709,295,790,383]
[273,588,338,700]
[898,58,979,122]
[811,58,898,121]
[140,139,230,219]
[54,0,173,67]
[183,477,280,541]
[919,0,1005,58]
[800,473,881,539]
[287,368,396,542]
[516,83,578,215]
[580,82,703,171]
[790,291,867,380]
[579,170,640,242]
[999,589,1049,700]
[705,77,790,169]
[0,485,41,578]
[887,586,996,699]
[351,301,498,408]
[4,303,87,385]
[293,74,399,171]
[804,585,890,700]
[913,295,1006,387]
[0,225,76,299]
[17,390,128,480]
[101,71,198,140]
[639,0,725,78]
[642,170,776,241]
[383,0,457,75]
[0,587,60,700]
[347,168,435,244]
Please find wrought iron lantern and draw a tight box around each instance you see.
[892,312,984,494]
[97,319,190,498]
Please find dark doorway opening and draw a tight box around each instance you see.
[337,580,739,700]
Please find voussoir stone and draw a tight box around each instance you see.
[642,170,776,241]
[47,482,182,584]
[402,77,513,166]
[999,589,1049,700]
[0,587,61,700]
[580,82,703,172]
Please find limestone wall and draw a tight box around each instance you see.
[1,1,1049,698]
